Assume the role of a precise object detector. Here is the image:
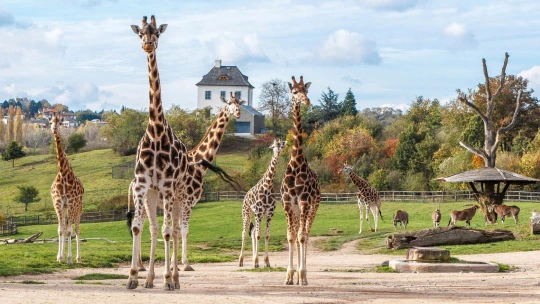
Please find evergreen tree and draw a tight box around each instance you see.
[341,88,358,116]
[2,141,26,167]
[15,185,41,212]
[319,87,341,122]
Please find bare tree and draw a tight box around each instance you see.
[457,52,522,168]
[257,79,290,137]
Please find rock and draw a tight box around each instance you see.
[406,247,450,262]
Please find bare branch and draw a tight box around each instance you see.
[482,58,492,103]
[458,94,487,123]
[492,52,509,102]
[459,141,488,160]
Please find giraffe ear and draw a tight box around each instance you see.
[220,96,227,104]
[304,82,312,90]
[288,82,293,91]
[158,24,168,34]
[239,100,246,105]
[131,25,141,35]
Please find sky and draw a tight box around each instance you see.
[0,0,539,113]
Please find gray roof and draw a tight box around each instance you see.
[196,66,254,88]
[241,105,264,117]
[435,167,540,184]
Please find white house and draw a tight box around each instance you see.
[196,60,254,112]
[196,60,265,135]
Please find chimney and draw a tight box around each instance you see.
[215,60,221,68]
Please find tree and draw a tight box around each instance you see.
[101,108,146,155]
[15,185,40,212]
[341,88,358,116]
[67,133,87,153]
[14,106,23,143]
[2,141,26,167]
[319,87,341,122]
[0,108,4,143]
[6,105,15,142]
[257,79,290,137]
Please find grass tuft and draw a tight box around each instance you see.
[72,273,128,280]
[238,267,286,272]
[492,262,518,272]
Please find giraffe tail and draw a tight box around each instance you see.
[248,222,254,237]
[199,159,243,191]
[126,179,134,238]
[379,208,384,222]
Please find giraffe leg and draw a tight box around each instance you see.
[74,212,81,263]
[54,202,65,263]
[181,200,194,271]
[161,194,175,291]
[358,201,364,234]
[137,211,146,271]
[252,214,262,268]
[127,187,148,290]
[171,195,182,290]
[239,202,251,267]
[297,201,310,286]
[144,191,159,289]
[283,195,297,285]
[66,217,73,265]
[263,206,275,268]
[372,206,378,232]
[366,204,374,232]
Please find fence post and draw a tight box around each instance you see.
[37,215,40,225]
[217,192,220,201]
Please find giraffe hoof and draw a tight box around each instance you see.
[67,257,73,265]
[285,280,294,285]
[164,283,175,291]
[126,278,138,289]
[183,265,194,271]
[144,281,153,288]
[175,283,180,289]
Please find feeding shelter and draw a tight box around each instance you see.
[436,167,539,222]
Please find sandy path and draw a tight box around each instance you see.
[1,241,540,304]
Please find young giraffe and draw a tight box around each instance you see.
[341,164,383,233]
[239,138,285,268]
[126,92,244,272]
[50,113,84,265]
[281,76,321,285]
[178,92,244,271]
[128,15,188,290]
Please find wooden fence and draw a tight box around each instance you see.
[0,222,18,236]
[6,191,540,227]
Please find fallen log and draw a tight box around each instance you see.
[386,226,514,250]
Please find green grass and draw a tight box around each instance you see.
[14,280,46,284]
[493,262,517,272]
[73,273,128,280]
[0,200,539,276]
[238,267,286,272]
[74,281,110,285]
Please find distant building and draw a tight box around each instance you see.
[196,60,264,135]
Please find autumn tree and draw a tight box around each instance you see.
[101,108,146,155]
[0,108,4,143]
[257,79,290,137]
[14,106,23,143]
[6,105,15,142]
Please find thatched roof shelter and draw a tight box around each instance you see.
[436,167,540,185]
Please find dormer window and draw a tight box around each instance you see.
[218,75,229,80]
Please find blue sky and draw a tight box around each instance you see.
[1,0,539,112]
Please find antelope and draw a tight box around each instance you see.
[448,205,479,227]
[393,210,408,231]
[432,202,441,227]
[488,204,520,224]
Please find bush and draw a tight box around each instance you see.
[0,211,5,225]
[67,133,87,153]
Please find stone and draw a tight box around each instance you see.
[389,260,499,273]
[531,222,540,235]
[406,247,450,262]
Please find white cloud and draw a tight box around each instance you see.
[342,75,362,86]
[3,84,15,94]
[381,103,410,112]
[519,66,540,92]
[356,0,423,11]
[320,30,381,65]
[38,81,111,110]
[0,10,15,27]
[443,22,477,50]
[205,33,269,64]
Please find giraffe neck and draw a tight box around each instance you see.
[262,151,280,186]
[188,110,230,164]
[291,100,305,163]
[348,170,370,192]
[146,51,165,136]
[54,131,71,176]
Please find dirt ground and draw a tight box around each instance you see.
[1,239,539,304]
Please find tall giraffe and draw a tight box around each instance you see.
[50,114,84,265]
[127,15,188,290]
[239,138,285,268]
[281,76,321,285]
[125,93,243,274]
[177,92,244,271]
[341,164,383,233]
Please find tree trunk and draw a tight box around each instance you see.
[386,226,514,250]
[477,192,501,224]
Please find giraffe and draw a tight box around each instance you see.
[239,138,285,268]
[125,92,244,272]
[177,92,244,271]
[341,164,383,233]
[50,114,84,265]
[281,76,321,285]
[127,15,188,290]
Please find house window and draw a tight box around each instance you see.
[235,91,241,99]
[218,75,229,80]
[205,91,211,100]
[220,91,226,98]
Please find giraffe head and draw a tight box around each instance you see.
[269,138,286,156]
[220,91,245,119]
[288,76,311,106]
[130,15,168,53]
[340,163,354,174]
[49,113,63,135]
